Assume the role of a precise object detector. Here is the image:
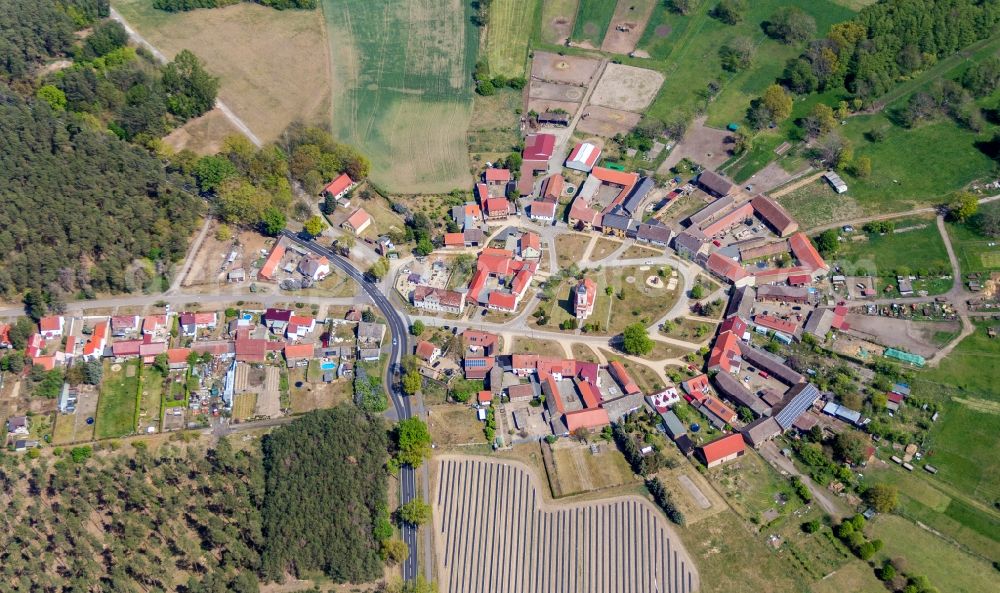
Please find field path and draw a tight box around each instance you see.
[109,7,263,147]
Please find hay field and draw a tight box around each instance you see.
[434,455,699,593]
[485,0,539,77]
[111,0,331,144]
[321,0,477,193]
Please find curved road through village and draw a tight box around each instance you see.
[279,232,423,582]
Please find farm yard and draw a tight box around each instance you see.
[320,0,477,193]
[433,456,699,593]
[111,0,331,146]
[600,0,656,56]
[485,0,539,78]
[545,440,639,497]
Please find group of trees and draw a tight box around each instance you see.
[0,0,109,79]
[472,60,527,96]
[282,123,370,195]
[354,366,388,413]
[0,89,203,297]
[621,323,654,356]
[778,0,999,99]
[646,477,686,526]
[0,438,266,591]
[611,415,667,476]
[261,408,389,583]
[153,0,315,11]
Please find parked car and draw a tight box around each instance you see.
[759,371,770,379]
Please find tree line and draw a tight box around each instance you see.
[0,0,109,80]
[153,0,315,11]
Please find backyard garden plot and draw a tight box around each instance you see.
[547,441,638,496]
[571,0,617,48]
[434,455,699,593]
[112,0,331,144]
[96,360,140,439]
[321,0,477,193]
[540,0,579,45]
[485,0,539,78]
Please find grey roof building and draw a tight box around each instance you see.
[697,170,734,197]
[713,372,771,418]
[740,346,804,386]
[741,417,783,448]
[621,177,655,216]
[674,229,709,260]
[636,221,673,246]
[688,195,735,226]
[774,382,821,429]
[725,285,756,321]
[659,410,686,439]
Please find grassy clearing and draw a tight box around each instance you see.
[603,265,681,334]
[556,233,593,268]
[486,0,539,77]
[547,442,637,496]
[779,180,865,229]
[708,450,801,523]
[570,342,599,362]
[571,0,616,46]
[660,317,716,341]
[51,414,77,445]
[321,0,477,193]
[947,216,1000,275]
[869,515,998,593]
[231,393,257,421]
[809,561,884,593]
[642,0,856,125]
[539,0,579,44]
[96,360,140,439]
[510,336,566,358]
[829,216,950,276]
[112,0,330,143]
[138,367,165,433]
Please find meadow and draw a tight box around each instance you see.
[829,216,951,277]
[640,0,856,126]
[947,212,1000,275]
[538,0,579,45]
[485,0,539,77]
[111,0,330,147]
[320,0,478,193]
[571,0,616,47]
[95,360,140,439]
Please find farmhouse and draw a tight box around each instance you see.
[757,284,809,304]
[566,142,601,172]
[706,252,751,287]
[412,286,465,314]
[342,208,373,235]
[484,167,511,187]
[298,255,331,281]
[681,374,711,401]
[6,415,29,436]
[803,306,849,338]
[635,221,673,247]
[751,194,799,237]
[464,356,494,380]
[541,174,564,203]
[601,206,635,239]
[674,230,709,261]
[608,360,640,395]
[259,240,286,280]
[529,200,556,222]
[688,196,735,227]
[415,340,441,363]
[568,197,602,230]
[698,433,746,468]
[753,315,799,337]
[708,331,742,374]
[179,312,217,337]
[39,315,64,339]
[697,170,734,197]
[519,232,541,260]
[110,315,140,338]
[463,330,499,356]
[82,321,108,361]
[451,202,484,230]
[322,173,355,200]
[235,328,267,363]
[713,371,770,418]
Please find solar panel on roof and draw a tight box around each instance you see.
[775,383,820,429]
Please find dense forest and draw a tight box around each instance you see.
[260,407,390,583]
[779,0,1000,99]
[0,0,221,298]
[0,91,202,297]
[152,0,315,12]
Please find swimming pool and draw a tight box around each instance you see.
[242,313,253,321]
[320,361,336,370]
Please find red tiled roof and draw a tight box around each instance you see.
[887,392,903,404]
[751,194,798,236]
[284,343,315,359]
[33,355,56,370]
[323,173,354,196]
[511,269,532,297]
[167,348,191,364]
[565,408,610,432]
[235,329,267,362]
[523,133,556,161]
[39,316,62,332]
[682,374,711,399]
[112,339,142,356]
[488,292,517,311]
[788,273,811,286]
[521,232,540,252]
[477,390,492,403]
[699,433,745,463]
[415,340,437,361]
[591,166,638,188]
[260,243,286,280]
[708,330,741,373]
[543,175,564,200]
[790,232,828,272]
[701,202,754,236]
[485,197,511,216]
[413,285,465,308]
[484,168,511,182]
[568,197,601,226]
[344,208,372,232]
[718,316,747,337]
[464,330,498,349]
[576,378,602,408]
[475,183,489,203]
[567,142,601,168]
[64,335,75,354]
[530,201,557,218]
[83,321,108,356]
[192,341,234,355]
[706,252,749,283]
[609,360,640,395]
[702,396,737,423]
[536,357,577,377]
[444,232,465,247]
[754,315,798,335]
[0,324,10,346]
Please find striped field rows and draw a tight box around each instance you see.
[433,456,699,593]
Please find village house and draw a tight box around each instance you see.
[322,173,356,201]
[415,340,441,364]
[463,330,499,356]
[283,343,315,367]
[110,315,141,338]
[697,170,734,197]
[541,174,564,202]
[39,315,64,340]
[259,240,286,281]
[529,200,557,223]
[298,255,331,281]
[179,312,217,337]
[342,208,373,236]
[263,309,293,334]
[698,433,746,468]
[286,315,317,339]
[412,286,465,315]
[6,415,29,436]
[82,320,108,362]
[519,232,541,260]
[166,348,191,371]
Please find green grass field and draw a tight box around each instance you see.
[870,515,998,593]
[96,360,140,439]
[571,0,616,46]
[829,216,951,277]
[947,213,1000,275]
[320,0,477,193]
[485,0,539,77]
[641,0,856,125]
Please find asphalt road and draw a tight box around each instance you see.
[280,232,420,581]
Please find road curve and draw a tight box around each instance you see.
[280,231,420,582]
